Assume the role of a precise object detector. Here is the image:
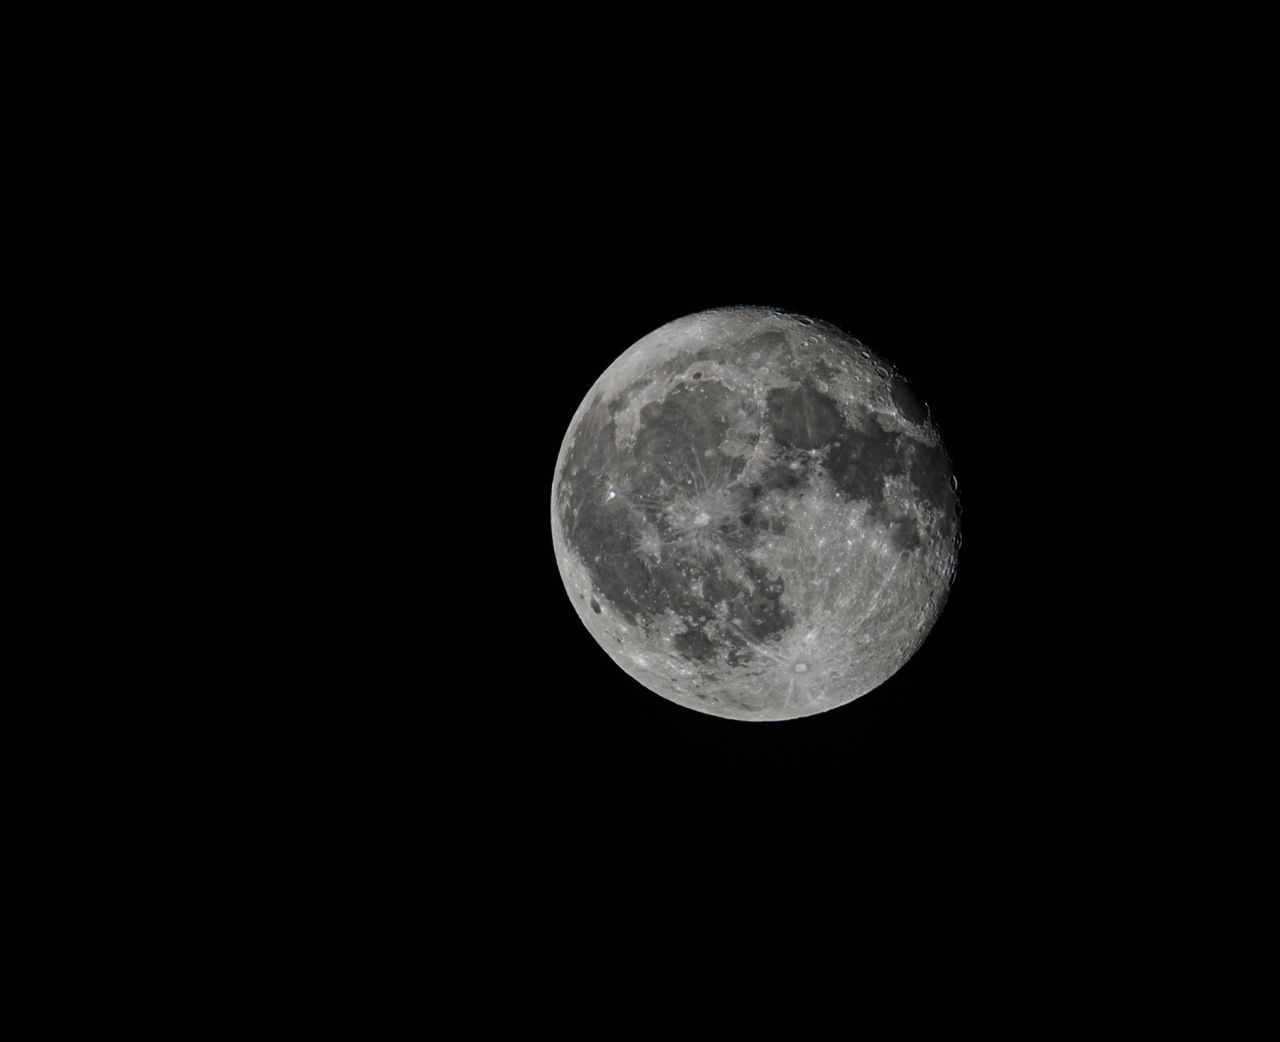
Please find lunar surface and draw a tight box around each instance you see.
[550,307,960,721]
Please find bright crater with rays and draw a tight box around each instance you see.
[551,307,960,721]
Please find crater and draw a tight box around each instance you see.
[766,382,842,449]
[742,329,788,355]
[887,517,920,553]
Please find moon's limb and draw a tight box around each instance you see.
[550,306,960,721]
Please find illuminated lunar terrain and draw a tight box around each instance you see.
[551,306,960,721]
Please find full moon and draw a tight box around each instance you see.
[550,307,960,721]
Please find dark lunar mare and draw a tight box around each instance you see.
[558,378,792,661]
[557,365,956,672]
[758,378,954,542]
[812,408,957,545]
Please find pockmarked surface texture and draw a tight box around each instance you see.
[550,307,960,721]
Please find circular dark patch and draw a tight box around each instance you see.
[766,383,842,449]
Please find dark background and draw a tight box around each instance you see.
[450,228,1133,943]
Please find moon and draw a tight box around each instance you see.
[550,306,960,721]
